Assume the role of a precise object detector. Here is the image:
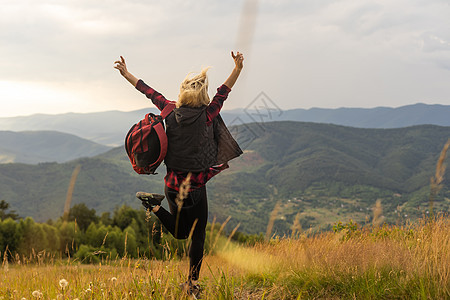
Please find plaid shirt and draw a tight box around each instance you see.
[136,80,231,191]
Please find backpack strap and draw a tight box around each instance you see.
[146,121,167,170]
[145,102,175,170]
[160,102,176,119]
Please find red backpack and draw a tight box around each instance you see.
[125,102,176,175]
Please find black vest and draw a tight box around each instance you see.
[164,106,218,172]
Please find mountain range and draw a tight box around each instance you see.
[0,131,111,164]
[1,121,448,234]
[1,103,449,147]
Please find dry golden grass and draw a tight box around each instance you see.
[1,215,448,299]
[217,214,450,299]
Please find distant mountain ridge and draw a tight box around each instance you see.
[1,121,448,234]
[0,103,449,146]
[272,103,450,128]
[0,110,159,147]
[0,131,111,164]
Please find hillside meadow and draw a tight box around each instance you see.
[0,213,449,299]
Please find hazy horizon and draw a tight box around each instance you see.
[0,101,448,119]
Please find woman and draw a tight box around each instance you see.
[114,52,243,294]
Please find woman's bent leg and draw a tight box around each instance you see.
[154,185,209,280]
[153,187,191,239]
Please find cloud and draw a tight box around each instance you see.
[422,34,450,52]
[1,0,450,117]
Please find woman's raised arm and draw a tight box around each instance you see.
[223,51,244,89]
[114,56,171,111]
[114,56,139,87]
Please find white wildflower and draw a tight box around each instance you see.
[111,277,117,283]
[59,279,69,290]
[32,291,40,298]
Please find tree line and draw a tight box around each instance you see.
[0,201,263,263]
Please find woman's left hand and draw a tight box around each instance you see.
[231,51,244,70]
[224,51,244,89]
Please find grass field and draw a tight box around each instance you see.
[1,214,448,299]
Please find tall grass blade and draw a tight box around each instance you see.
[429,139,449,219]
[63,164,81,221]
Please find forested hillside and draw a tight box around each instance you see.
[208,122,450,233]
[0,122,448,234]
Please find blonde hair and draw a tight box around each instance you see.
[177,67,210,108]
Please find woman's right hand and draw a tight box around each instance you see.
[114,56,129,77]
[114,56,139,87]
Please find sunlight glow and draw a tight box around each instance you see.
[0,81,90,117]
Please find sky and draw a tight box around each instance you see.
[1,0,450,118]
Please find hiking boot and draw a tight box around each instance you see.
[179,280,201,298]
[136,192,164,209]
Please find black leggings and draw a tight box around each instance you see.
[154,185,208,281]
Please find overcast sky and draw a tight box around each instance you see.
[1,0,450,117]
